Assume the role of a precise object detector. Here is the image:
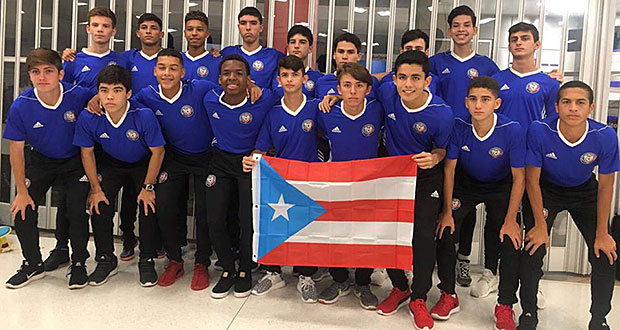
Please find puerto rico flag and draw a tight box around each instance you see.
[252,155,416,270]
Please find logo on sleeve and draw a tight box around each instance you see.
[580,152,597,165]
[526,82,540,94]
[239,112,253,124]
[63,111,77,123]
[451,198,461,210]
[467,68,479,79]
[206,174,216,187]
[362,124,375,136]
[305,80,315,91]
[489,147,504,159]
[126,129,139,141]
[331,126,342,133]
[252,60,264,72]
[180,105,194,118]
[302,119,314,132]
[278,125,288,133]
[197,66,209,77]
[33,122,44,129]
[157,171,168,184]
[413,122,427,134]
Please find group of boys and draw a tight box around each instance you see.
[3,4,617,330]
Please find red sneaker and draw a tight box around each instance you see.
[191,263,210,291]
[376,287,411,316]
[158,260,184,287]
[494,304,516,330]
[430,291,460,320]
[409,298,434,330]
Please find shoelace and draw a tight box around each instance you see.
[496,305,514,321]
[65,262,86,278]
[298,276,315,292]
[458,261,470,278]
[435,292,453,310]
[411,299,429,314]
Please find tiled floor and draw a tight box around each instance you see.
[1,235,619,330]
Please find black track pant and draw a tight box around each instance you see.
[262,265,317,277]
[330,267,373,285]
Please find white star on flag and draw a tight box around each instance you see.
[268,194,294,221]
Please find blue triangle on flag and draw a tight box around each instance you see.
[256,158,326,260]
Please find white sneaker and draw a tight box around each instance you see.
[537,287,545,309]
[297,275,318,303]
[371,269,389,286]
[470,269,498,298]
[251,271,285,296]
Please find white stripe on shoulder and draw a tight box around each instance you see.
[455,117,472,126]
[534,120,557,132]
[64,84,79,94]
[496,121,519,129]
[148,85,158,93]
[18,95,38,101]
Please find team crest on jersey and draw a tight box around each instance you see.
[301,119,314,132]
[362,124,375,136]
[107,61,117,66]
[580,152,597,165]
[252,60,264,72]
[489,147,504,159]
[180,105,194,118]
[305,80,315,91]
[451,198,461,210]
[126,129,139,141]
[197,66,209,77]
[526,81,540,94]
[413,122,427,134]
[239,112,253,124]
[158,171,168,184]
[63,111,77,123]
[205,174,216,187]
[467,68,479,79]
[25,178,31,188]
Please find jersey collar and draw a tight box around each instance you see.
[472,113,497,142]
[158,82,183,104]
[140,50,160,61]
[340,98,368,120]
[81,48,111,58]
[241,45,263,56]
[281,94,307,116]
[401,90,433,113]
[34,82,64,110]
[509,67,542,78]
[105,102,130,129]
[557,119,589,147]
[450,50,475,62]
[184,50,209,61]
[219,92,248,109]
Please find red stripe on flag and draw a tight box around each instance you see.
[315,199,415,223]
[258,242,413,270]
[264,155,417,183]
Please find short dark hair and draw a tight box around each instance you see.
[333,32,362,54]
[238,6,263,24]
[97,65,132,92]
[509,22,540,42]
[88,7,116,28]
[278,55,305,75]
[557,80,594,105]
[467,76,500,98]
[394,50,430,78]
[26,48,62,72]
[157,48,184,67]
[448,5,477,26]
[138,13,162,30]
[401,29,429,50]
[219,54,251,76]
[185,10,209,27]
[288,25,313,46]
[337,62,373,87]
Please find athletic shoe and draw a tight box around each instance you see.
[588,318,610,330]
[158,259,184,287]
[471,269,499,298]
[5,260,45,289]
[318,281,351,304]
[211,271,236,299]
[297,275,318,303]
[494,304,516,330]
[138,258,158,287]
[311,267,330,282]
[156,247,166,259]
[536,288,545,310]
[377,287,411,316]
[190,263,209,291]
[429,291,460,320]
[67,261,88,289]
[354,284,378,310]
[234,271,252,297]
[371,268,389,286]
[43,247,69,271]
[409,298,434,330]
[120,242,136,261]
[456,258,472,287]
[252,271,285,296]
[88,256,118,286]
[517,312,538,330]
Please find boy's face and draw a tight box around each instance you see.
[137,20,163,47]
[333,41,361,69]
[287,34,311,61]
[87,16,116,45]
[29,64,63,93]
[238,15,262,45]
[465,87,501,122]
[337,73,370,109]
[154,56,185,90]
[184,19,210,48]
[401,39,428,55]
[393,63,431,104]
[277,68,307,94]
[509,31,539,59]
[98,83,131,113]
[556,88,594,127]
[448,15,477,46]
[219,60,250,96]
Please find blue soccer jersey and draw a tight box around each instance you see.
[315,73,381,100]
[182,51,221,84]
[271,67,324,98]
[526,117,620,187]
[134,80,218,154]
[493,68,560,132]
[317,99,384,161]
[73,103,165,163]
[220,45,285,89]
[121,49,158,93]
[379,70,439,96]
[255,95,320,162]
[378,82,454,156]
[62,49,128,94]
[3,82,94,159]
[430,51,500,119]
[203,88,279,154]
[447,113,525,182]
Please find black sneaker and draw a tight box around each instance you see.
[43,248,69,271]
[67,261,88,289]
[211,271,237,299]
[5,260,45,289]
[234,271,252,297]
[88,255,118,286]
[120,243,136,261]
[138,258,158,287]
[589,318,610,330]
[517,312,538,330]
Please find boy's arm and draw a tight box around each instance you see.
[594,172,618,264]
[500,167,526,249]
[80,147,109,215]
[436,158,456,239]
[524,165,550,255]
[9,141,35,220]
[137,146,165,216]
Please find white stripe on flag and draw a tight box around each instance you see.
[287,176,416,202]
[285,221,413,246]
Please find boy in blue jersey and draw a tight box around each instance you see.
[432,77,525,330]
[221,7,285,89]
[4,49,93,289]
[374,50,453,330]
[182,10,221,83]
[204,55,279,299]
[73,65,165,287]
[520,81,618,330]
